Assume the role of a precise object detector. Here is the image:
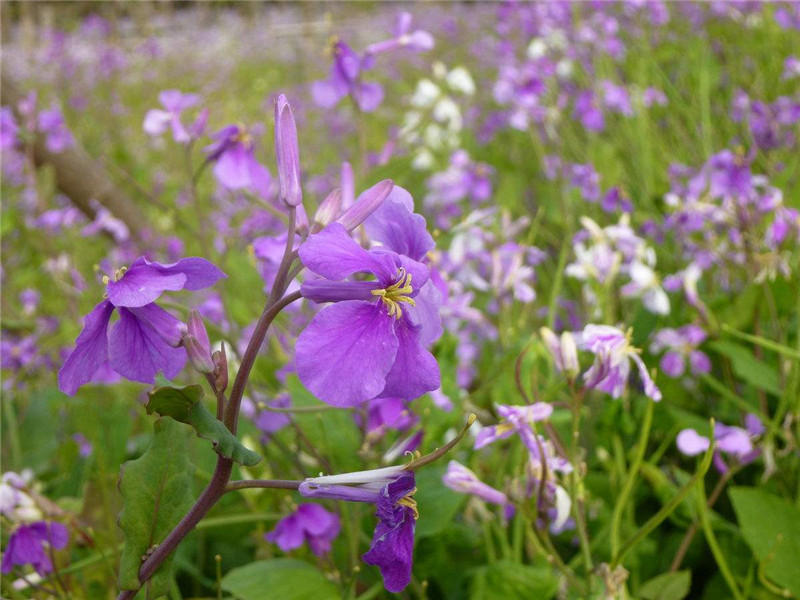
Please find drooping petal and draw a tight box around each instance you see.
[363,188,434,261]
[58,300,115,396]
[296,301,398,407]
[380,317,440,401]
[362,472,416,593]
[108,307,186,384]
[299,223,396,282]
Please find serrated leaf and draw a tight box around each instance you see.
[470,560,558,600]
[146,385,261,466]
[118,419,194,597]
[639,570,691,600]
[221,558,339,600]
[729,486,800,598]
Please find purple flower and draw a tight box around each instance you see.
[295,187,441,407]
[577,325,662,401]
[143,90,200,144]
[365,12,435,55]
[72,433,93,457]
[650,325,710,378]
[311,40,383,112]
[1,107,19,150]
[677,418,763,472]
[602,81,634,116]
[266,503,340,556]
[573,90,605,132]
[58,256,225,395]
[300,466,417,592]
[37,105,74,153]
[367,397,418,434]
[205,124,272,199]
[1,521,68,575]
[474,403,553,452]
[442,460,511,509]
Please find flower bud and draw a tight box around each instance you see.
[274,94,302,208]
[184,310,214,373]
[540,327,579,377]
[313,188,342,230]
[212,344,228,392]
[336,179,393,231]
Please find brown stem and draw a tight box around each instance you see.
[224,207,298,433]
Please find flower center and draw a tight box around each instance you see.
[233,123,252,147]
[396,487,419,520]
[371,268,415,319]
[101,266,127,286]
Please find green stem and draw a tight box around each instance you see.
[611,432,715,569]
[697,478,744,600]
[610,399,654,558]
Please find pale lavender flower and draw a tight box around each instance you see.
[650,325,710,378]
[443,460,512,512]
[143,90,200,144]
[577,325,662,401]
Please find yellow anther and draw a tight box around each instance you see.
[102,275,110,286]
[113,266,128,282]
[396,487,419,520]
[371,269,416,319]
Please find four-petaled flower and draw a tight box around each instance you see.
[296,187,441,407]
[299,466,417,593]
[577,325,662,401]
[1,521,68,575]
[311,40,384,112]
[58,257,225,395]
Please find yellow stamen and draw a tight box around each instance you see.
[371,268,416,319]
[396,487,419,520]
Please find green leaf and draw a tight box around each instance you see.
[729,486,800,598]
[146,385,261,466]
[708,340,781,396]
[118,419,194,597]
[639,571,691,600]
[415,466,465,538]
[221,558,339,600]
[470,561,558,600]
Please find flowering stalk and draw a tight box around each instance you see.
[116,210,301,600]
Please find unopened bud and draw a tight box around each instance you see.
[274,94,303,208]
[540,327,579,377]
[313,188,342,231]
[184,311,214,373]
[212,344,228,392]
[336,179,393,231]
